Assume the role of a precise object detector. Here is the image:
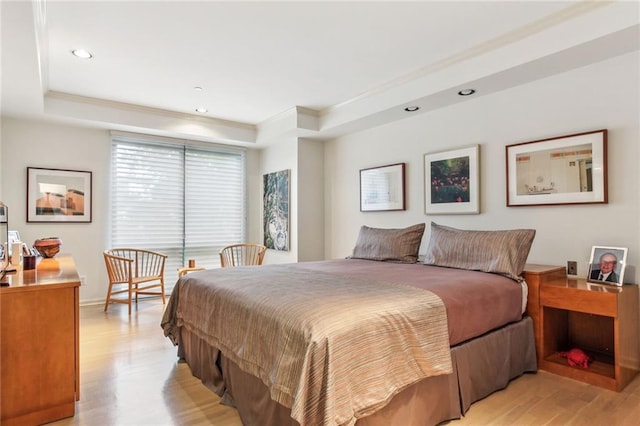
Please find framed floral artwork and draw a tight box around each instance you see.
[424,145,479,214]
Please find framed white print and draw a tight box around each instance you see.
[424,145,479,214]
[8,230,20,245]
[27,167,92,223]
[360,163,406,212]
[506,129,607,207]
[587,245,627,286]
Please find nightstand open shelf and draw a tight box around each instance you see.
[539,278,639,391]
[543,352,615,379]
[541,306,618,389]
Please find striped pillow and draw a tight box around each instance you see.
[351,223,425,263]
[422,222,535,281]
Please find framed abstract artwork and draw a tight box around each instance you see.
[263,169,290,251]
[27,167,92,222]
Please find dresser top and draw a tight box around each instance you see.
[523,263,566,275]
[0,254,80,292]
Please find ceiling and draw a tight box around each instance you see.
[2,1,639,147]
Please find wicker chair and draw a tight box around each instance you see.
[103,248,167,315]
[219,243,267,267]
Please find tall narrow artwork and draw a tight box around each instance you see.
[263,169,290,251]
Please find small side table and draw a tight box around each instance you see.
[522,264,568,365]
[539,278,639,391]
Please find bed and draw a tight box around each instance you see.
[162,222,538,425]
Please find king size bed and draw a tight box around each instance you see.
[162,222,538,425]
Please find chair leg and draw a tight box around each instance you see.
[104,282,113,312]
[128,283,133,316]
[160,278,166,304]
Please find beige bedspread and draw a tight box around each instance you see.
[162,263,452,426]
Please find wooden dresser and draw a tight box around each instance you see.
[1,255,81,425]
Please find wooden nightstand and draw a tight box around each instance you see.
[539,278,639,391]
[523,264,568,365]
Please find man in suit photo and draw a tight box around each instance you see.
[589,252,619,284]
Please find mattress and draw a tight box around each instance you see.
[290,259,524,345]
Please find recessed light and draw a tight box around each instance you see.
[404,106,420,112]
[458,89,476,96]
[71,49,93,59]
[195,107,208,113]
[194,86,203,92]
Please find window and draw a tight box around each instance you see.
[111,133,246,284]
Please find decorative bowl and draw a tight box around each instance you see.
[33,237,62,258]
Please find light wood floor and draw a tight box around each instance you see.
[51,300,640,426]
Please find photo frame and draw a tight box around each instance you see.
[27,167,92,223]
[360,163,406,212]
[506,129,607,207]
[263,169,290,251]
[587,245,627,286]
[7,230,21,259]
[8,230,20,245]
[424,145,479,214]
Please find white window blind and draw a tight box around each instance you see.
[111,135,246,285]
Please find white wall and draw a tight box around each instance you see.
[324,51,640,283]
[246,148,262,244]
[0,119,261,303]
[259,138,301,264]
[297,138,324,262]
[257,137,325,264]
[2,51,637,302]
[1,119,111,303]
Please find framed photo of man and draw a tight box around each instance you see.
[587,246,627,286]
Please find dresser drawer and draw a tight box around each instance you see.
[541,285,617,317]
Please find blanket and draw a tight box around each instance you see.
[162,262,452,426]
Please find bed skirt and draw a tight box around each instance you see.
[176,316,537,426]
